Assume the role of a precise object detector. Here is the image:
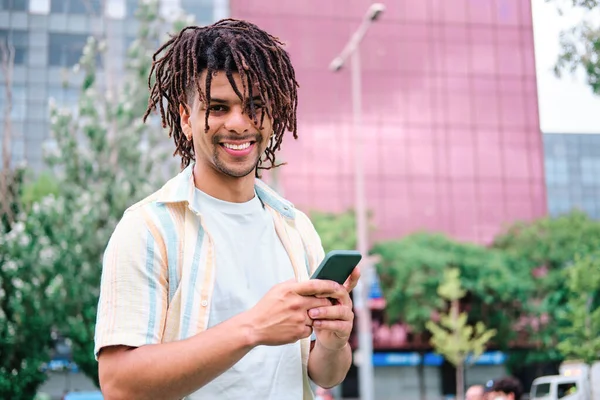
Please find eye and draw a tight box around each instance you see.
[208,104,228,114]
[251,103,265,113]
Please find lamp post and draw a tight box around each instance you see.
[329,4,385,400]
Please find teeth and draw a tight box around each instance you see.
[223,142,251,150]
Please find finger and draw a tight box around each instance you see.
[316,288,352,307]
[301,296,332,310]
[313,320,352,337]
[309,305,353,322]
[294,279,343,297]
[305,314,314,327]
[301,325,313,339]
[343,267,361,292]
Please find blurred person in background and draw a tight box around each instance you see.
[466,384,485,400]
[486,377,524,400]
[94,18,360,400]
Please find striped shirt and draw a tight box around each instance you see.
[94,164,325,399]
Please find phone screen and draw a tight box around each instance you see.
[310,250,362,285]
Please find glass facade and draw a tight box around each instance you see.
[544,133,600,219]
[50,0,102,14]
[48,33,90,67]
[0,0,218,171]
[232,0,546,244]
[0,0,28,11]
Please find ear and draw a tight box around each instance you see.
[179,103,192,139]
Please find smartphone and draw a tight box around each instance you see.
[310,250,362,285]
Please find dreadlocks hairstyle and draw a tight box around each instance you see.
[143,19,299,176]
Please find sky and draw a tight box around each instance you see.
[531,0,600,134]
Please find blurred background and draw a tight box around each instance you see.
[1,0,599,399]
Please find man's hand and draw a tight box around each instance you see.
[308,280,355,351]
[243,279,345,347]
[343,266,361,293]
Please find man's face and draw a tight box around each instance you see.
[466,386,484,400]
[180,70,272,179]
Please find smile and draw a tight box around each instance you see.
[219,141,257,157]
[223,142,252,150]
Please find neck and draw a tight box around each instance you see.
[192,163,256,203]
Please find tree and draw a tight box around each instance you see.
[551,0,600,94]
[426,268,497,400]
[373,232,531,343]
[0,0,180,389]
[19,172,60,212]
[0,196,66,399]
[556,252,600,363]
[0,32,15,226]
[372,232,529,400]
[0,26,61,400]
[40,0,179,385]
[310,210,357,252]
[493,210,600,364]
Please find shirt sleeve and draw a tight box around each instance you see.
[94,208,168,359]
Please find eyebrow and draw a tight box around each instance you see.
[209,96,263,104]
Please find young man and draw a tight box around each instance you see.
[94,19,359,400]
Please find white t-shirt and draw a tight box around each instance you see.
[188,188,303,399]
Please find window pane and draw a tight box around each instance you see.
[50,0,67,12]
[125,0,137,17]
[51,0,101,14]
[69,0,101,14]
[48,33,88,67]
[0,0,28,11]
[0,85,27,120]
[557,382,578,399]
[0,29,28,65]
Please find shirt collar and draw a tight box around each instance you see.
[155,163,296,219]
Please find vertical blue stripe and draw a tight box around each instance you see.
[304,251,311,277]
[145,230,157,344]
[180,224,205,339]
[154,204,179,303]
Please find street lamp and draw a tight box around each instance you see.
[329,4,385,400]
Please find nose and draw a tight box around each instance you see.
[223,106,252,134]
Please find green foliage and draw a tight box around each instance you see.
[0,168,24,231]
[40,0,177,385]
[372,232,531,345]
[556,252,600,364]
[310,210,357,253]
[425,268,496,368]
[426,268,496,400]
[551,0,600,94]
[0,0,179,390]
[20,172,60,210]
[0,197,64,399]
[493,210,600,362]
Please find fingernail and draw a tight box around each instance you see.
[310,309,319,318]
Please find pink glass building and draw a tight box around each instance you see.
[232,0,546,244]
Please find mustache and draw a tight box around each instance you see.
[211,133,263,145]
